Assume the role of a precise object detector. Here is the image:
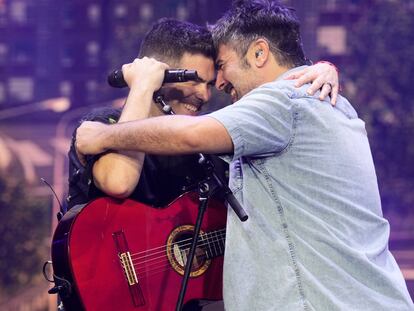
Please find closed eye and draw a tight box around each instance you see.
[215,62,224,70]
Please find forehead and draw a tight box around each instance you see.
[216,44,239,62]
[177,52,215,81]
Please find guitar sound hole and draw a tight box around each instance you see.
[173,231,206,270]
[166,225,211,277]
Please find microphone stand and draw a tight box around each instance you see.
[153,93,248,311]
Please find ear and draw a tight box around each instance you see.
[248,38,270,68]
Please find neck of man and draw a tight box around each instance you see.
[269,65,291,82]
[260,60,291,84]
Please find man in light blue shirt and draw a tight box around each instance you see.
[75,0,414,310]
[208,69,412,310]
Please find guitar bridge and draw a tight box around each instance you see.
[119,251,138,286]
[113,230,145,307]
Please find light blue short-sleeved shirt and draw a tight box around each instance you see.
[208,66,414,311]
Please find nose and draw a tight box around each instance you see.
[215,70,228,91]
[196,83,211,103]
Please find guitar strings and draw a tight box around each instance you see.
[118,229,225,281]
[129,228,226,258]
[134,241,225,278]
[126,235,226,280]
[131,232,226,266]
[131,234,226,267]
[130,233,226,273]
[133,239,223,276]
[122,252,213,281]
[119,240,224,280]
[129,228,226,259]
[134,245,214,273]
[134,252,214,280]
[124,233,225,279]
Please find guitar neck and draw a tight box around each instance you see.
[200,229,226,259]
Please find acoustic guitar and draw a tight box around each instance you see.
[51,192,226,311]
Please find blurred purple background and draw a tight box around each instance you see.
[0,0,413,310]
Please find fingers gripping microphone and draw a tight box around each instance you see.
[107,69,199,88]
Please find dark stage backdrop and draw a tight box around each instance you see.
[0,0,413,309]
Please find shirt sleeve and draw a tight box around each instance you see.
[208,83,294,160]
[66,107,121,209]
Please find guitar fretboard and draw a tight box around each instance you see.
[199,229,226,259]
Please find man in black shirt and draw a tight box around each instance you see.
[67,19,222,210]
[65,19,231,311]
[67,107,225,209]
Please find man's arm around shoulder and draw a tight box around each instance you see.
[77,115,234,157]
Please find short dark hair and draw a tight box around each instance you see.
[138,18,216,64]
[210,0,307,67]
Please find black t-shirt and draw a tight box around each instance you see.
[66,107,228,211]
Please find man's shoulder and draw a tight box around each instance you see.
[79,107,122,124]
[258,77,359,120]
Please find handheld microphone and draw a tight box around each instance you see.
[107,69,199,88]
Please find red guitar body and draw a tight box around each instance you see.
[51,192,226,311]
